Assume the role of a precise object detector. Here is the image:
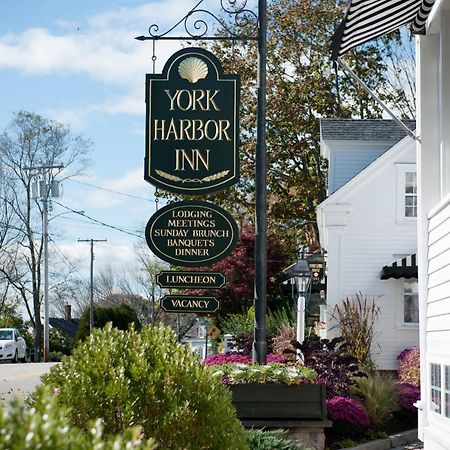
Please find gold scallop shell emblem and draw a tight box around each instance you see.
[178,57,208,83]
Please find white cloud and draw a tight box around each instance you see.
[74,168,150,209]
[0,1,192,86]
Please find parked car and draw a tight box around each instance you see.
[0,328,27,363]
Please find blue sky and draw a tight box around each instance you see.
[0,1,204,280]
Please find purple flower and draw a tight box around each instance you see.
[203,354,252,365]
[397,383,420,411]
[203,353,286,366]
[326,396,370,426]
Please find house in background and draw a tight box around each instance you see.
[316,119,419,370]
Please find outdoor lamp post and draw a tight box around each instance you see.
[281,259,312,350]
[292,259,312,346]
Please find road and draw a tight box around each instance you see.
[0,362,57,405]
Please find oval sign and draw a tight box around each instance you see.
[145,201,238,267]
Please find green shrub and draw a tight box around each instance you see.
[351,372,400,427]
[0,387,156,450]
[245,429,306,449]
[36,323,248,450]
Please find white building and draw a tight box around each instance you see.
[317,119,419,370]
[416,2,450,446]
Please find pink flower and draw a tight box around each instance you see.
[326,396,370,426]
[203,353,286,366]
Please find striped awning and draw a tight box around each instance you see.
[331,0,436,61]
[380,254,418,280]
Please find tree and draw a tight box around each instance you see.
[182,0,416,252]
[186,227,289,316]
[0,111,91,359]
[76,304,141,341]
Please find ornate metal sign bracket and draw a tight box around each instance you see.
[135,0,258,42]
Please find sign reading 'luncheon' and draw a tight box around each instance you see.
[145,201,238,267]
[156,271,226,289]
[145,47,240,195]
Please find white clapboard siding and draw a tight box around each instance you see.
[428,233,450,259]
[427,298,450,317]
[427,201,450,334]
[329,143,392,194]
[428,280,450,302]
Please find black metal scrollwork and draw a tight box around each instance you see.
[136,0,258,41]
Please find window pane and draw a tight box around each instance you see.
[446,393,450,418]
[446,366,450,390]
[432,389,442,413]
[404,172,417,218]
[404,281,419,323]
[431,363,441,387]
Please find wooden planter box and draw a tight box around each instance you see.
[229,383,327,421]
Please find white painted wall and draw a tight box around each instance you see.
[417,3,450,447]
[318,137,419,370]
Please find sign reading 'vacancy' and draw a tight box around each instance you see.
[145,201,238,267]
[160,295,220,313]
[145,47,240,195]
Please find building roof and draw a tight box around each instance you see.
[320,119,416,141]
[49,318,79,339]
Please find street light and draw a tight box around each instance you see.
[281,259,312,357]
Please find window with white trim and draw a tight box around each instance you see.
[430,363,450,419]
[431,363,442,414]
[396,164,417,222]
[403,279,419,324]
[404,172,417,217]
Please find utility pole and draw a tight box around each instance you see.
[27,164,63,362]
[78,238,107,333]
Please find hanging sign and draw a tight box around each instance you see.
[145,200,238,267]
[160,295,220,313]
[145,47,240,195]
[157,271,226,289]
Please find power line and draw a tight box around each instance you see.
[49,239,109,303]
[67,178,163,204]
[52,201,145,239]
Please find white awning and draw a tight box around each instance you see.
[331,0,436,61]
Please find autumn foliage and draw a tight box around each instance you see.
[186,227,289,316]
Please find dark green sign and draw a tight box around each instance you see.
[157,271,226,289]
[145,47,240,195]
[160,295,220,313]
[146,201,238,267]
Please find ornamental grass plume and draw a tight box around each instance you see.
[397,347,420,386]
[332,292,380,367]
[326,396,370,426]
[351,372,400,427]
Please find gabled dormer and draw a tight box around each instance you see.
[320,119,416,195]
